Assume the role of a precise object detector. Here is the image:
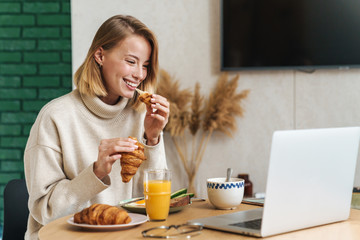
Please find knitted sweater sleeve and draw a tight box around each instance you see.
[24,145,108,225]
[24,101,109,226]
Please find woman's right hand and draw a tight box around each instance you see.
[93,137,138,180]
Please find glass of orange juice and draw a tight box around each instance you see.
[144,169,171,221]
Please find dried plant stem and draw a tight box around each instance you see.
[191,135,196,169]
[191,131,213,177]
[172,132,212,195]
[195,130,213,175]
[181,135,188,166]
[188,174,196,194]
[172,137,191,177]
[193,133,208,172]
[193,133,206,168]
[181,130,213,194]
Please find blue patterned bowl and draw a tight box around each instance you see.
[207,178,245,209]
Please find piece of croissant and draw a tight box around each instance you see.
[120,136,146,183]
[74,204,131,225]
[136,88,152,106]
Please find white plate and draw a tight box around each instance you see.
[67,213,148,230]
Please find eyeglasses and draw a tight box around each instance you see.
[142,223,203,238]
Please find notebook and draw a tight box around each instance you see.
[188,127,360,237]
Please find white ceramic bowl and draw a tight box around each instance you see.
[207,177,245,209]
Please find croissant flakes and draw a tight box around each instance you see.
[121,136,146,183]
[74,203,131,225]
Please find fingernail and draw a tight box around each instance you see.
[151,98,155,102]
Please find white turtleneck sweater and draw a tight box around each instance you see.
[24,89,167,240]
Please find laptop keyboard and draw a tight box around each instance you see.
[230,219,262,230]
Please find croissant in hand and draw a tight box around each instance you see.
[74,204,131,225]
[139,92,152,106]
[136,88,152,107]
[120,136,146,183]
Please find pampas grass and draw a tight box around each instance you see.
[157,70,250,194]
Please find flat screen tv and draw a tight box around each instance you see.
[221,0,360,71]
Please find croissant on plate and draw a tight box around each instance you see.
[74,203,131,225]
[121,136,147,183]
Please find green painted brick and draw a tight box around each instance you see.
[23,76,60,87]
[62,51,71,62]
[0,89,37,99]
[24,52,60,63]
[0,173,22,184]
[37,14,70,26]
[62,26,71,38]
[0,15,35,26]
[0,40,36,50]
[1,161,24,172]
[0,149,22,160]
[38,39,71,50]
[23,100,48,111]
[23,124,33,136]
[62,2,70,13]
[0,52,22,63]
[39,88,70,99]
[61,76,72,87]
[23,27,60,38]
[24,122,36,135]
[0,76,21,87]
[24,2,60,13]
[0,100,21,111]
[1,136,28,148]
[1,112,37,124]
[0,3,21,13]
[0,125,21,136]
[39,63,71,75]
[0,27,21,38]
[0,64,37,75]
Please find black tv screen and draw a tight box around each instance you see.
[221,0,360,71]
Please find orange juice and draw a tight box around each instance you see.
[144,180,171,221]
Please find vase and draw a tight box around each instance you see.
[237,173,253,198]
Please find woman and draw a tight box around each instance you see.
[24,15,169,240]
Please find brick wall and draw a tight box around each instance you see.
[0,0,72,225]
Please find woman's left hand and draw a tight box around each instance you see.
[144,94,169,146]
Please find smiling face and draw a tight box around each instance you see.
[94,34,151,105]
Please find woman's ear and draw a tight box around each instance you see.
[94,47,104,66]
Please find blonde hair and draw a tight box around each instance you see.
[74,15,159,110]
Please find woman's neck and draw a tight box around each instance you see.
[100,95,121,105]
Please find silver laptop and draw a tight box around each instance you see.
[188,127,360,237]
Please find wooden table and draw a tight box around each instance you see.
[39,201,360,240]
